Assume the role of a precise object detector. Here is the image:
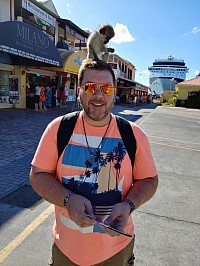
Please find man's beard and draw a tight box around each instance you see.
[79,97,114,121]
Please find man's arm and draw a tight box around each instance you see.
[104,175,158,236]
[125,175,158,209]
[30,165,95,227]
[30,165,69,207]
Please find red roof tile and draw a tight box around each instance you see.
[178,77,200,86]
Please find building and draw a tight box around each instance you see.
[175,77,200,100]
[148,55,189,95]
[108,54,149,103]
[0,0,88,108]
[0,0,148,108]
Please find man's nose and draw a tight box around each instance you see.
[94,87,104,95]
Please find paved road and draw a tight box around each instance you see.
[0,103,200,265]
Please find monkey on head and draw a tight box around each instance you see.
[87,24,115,62]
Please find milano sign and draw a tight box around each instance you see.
[0,21,62,66]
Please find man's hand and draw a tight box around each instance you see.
[102,202,130,237]
[66,194,96,228]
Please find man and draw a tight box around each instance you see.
[30,59,158,266]
[34,83,41,111]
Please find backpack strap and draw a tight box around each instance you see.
[57,111,79,159]
[115,115,136,168]
[57,112,136,168]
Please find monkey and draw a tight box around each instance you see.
[87,24,115,62]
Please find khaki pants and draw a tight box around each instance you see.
[48,237,135,266]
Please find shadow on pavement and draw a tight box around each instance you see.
[0,102,154,225]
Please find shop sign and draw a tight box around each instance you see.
[0,21,62,67]
[64,51,86,74]
[65,25,85,42]
[136,84,148,92]
[9,75,19,104]
[22,0,56,27]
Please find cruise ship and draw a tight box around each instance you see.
[148,55,189,95]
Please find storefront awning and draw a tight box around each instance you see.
[0,21,62,67]
[60,50,86,74]
[43,50,87,75]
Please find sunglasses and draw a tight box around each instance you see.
[83,82,114,95]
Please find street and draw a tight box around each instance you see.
[0,103,200,266]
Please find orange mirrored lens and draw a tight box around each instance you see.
[101,84,114,94]
[84,83,96,94]
[84,83,114,95]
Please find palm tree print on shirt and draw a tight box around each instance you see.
[62,140,126,208]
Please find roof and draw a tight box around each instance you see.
[111,54,136,69]
[32,0,59,18]
[37,0,59,16]
[58,19,89,38]
[177,76,200,86]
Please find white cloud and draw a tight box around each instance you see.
[142,69,149,75]
[111,23,135,44]
[194,70,200,76]
[66,3,71,14]
[137,69,149,76]
[192,26,200,34]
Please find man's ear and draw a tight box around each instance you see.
[114,81,117,95]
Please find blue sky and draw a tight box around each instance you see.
[43,0,200,86]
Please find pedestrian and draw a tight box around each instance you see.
[126,93,129,103]
[45,84,52,108]
[40,84,47,110]
[64,83,69,107]
[34,83,41,111]
[30,58,158,266]
[60,85,65,107]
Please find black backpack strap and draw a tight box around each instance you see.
[57,112,136,167]
[57,111,79,159]
[115,115,136,168]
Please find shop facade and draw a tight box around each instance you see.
[44,50,87,102]
[0,20,62,108]
[117,78,149,103]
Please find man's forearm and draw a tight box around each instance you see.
[125,175,158,209]
[30,171,70,207]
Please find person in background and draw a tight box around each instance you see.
[64,83,69,107]
[45,84,52,108]
[30,58,158,266]
[40,84,47,110]
[126,93,129,104]
[34,83,41,111]
[60,85,66,107]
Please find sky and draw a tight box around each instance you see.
[40,0,200,86]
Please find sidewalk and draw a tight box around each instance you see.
[0,106,73,199]
[1,102,151,199]
[0,104,200,265]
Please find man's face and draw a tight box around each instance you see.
[79,69,115,122]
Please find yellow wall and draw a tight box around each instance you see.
[64,51,86,74]
[176,85,200,100]
[13,67,26,108]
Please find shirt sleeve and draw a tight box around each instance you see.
[31,116,63,171]
[132,123,157,179]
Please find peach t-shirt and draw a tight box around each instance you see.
[32,112,157,265]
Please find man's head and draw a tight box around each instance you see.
[78,59,116,125]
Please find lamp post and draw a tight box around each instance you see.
[170,78,175,90]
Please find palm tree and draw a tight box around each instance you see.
[113,141,126,189]
[92,166,99,183]
[106,151,115,190]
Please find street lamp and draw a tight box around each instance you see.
[170,78,175,90]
